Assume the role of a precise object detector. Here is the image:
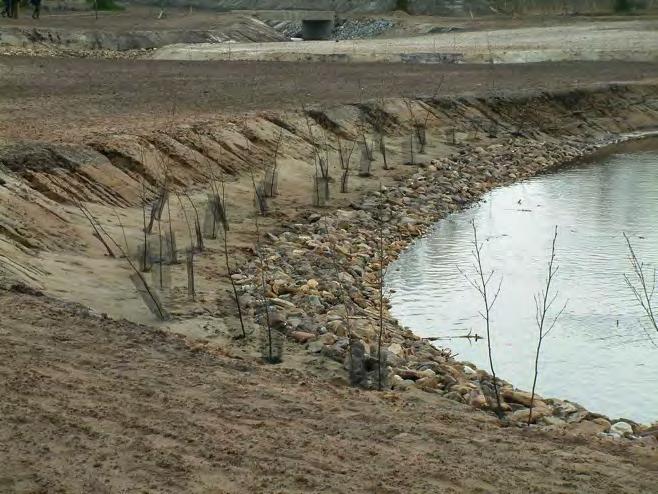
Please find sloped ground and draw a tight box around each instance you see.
[1,288,657,493]
[0,8,285,53]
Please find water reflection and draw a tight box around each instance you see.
[386,143,658,423]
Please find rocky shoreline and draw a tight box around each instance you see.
[232,131,658,442]
[1,83,657,445]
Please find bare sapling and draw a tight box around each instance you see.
[44,175,116,258]
[264,128,283,198]
[528,226,567,425]
[623,233,658,342]
[74,198,116,258]
[337,137,356,193]
[358,140,373,178]
[186,250,196,302]
[301,105,332,207]
[375,188,388,390]
[138,180,152,271]
[219,175,247,339]
[460,220,504,418]
[370,99,390,171]
[378,132,389,170]
[402,132,415,166]
[163,172,178,265]
[77,201,167,321]
[321,217,362,386]
[404,98,427,155]
[145,186,167,234]
[182,190,204,252]
[174,190,195,253]
[252,177,280,362]
[173,191,196,301]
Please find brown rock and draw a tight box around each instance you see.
[511,406,552,424]
[567,420,610,436]
[414,376,441,392]
[397,369,422,381]
[290,331,316,344]
[501,388,545,408]
[468,390,488,409]
[591,417,612,432]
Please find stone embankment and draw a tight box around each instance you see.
[232,134,658,441]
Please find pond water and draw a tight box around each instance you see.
[386,139,658,424]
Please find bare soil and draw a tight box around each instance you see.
[2,289,657,493]
[1,58,657,141]
[1,14,658,491]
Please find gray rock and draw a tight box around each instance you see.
[610,421,634,437]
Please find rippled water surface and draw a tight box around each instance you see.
[386,141,658,423]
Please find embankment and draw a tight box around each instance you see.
[1,83,658,437]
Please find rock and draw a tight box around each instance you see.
[501,388,542,407]
[591,418,611,432]
[306,279,319,289]
[441,374,458,388]
[511,406,552,424]
[451,384,475,395]
[638,425,658,439]
[566,410,590,424]
[270,298,296,309]
[414,376,441,392]
[397,369,422,381]
[637,435,658,446]
[610,421,634,437]
[305,295,324,309]
[552,400,580,417]
[387,343,403,357]
[462,365,477,376]
[391,375,413,391]
[539,416,566,427]
[320,345,345,363]
[320,333,337,345]
[326,319,347,336]
[418,368,436,378]
[307,340,325,353]
[568,420,610,436]
[443,391,464,403]
[468,390,488,409]
[290,331,316,344]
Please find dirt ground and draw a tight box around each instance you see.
[1,58,658,141]
[1,289,657,494]
[1,8,658,492]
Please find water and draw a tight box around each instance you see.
[386,140,658,424]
